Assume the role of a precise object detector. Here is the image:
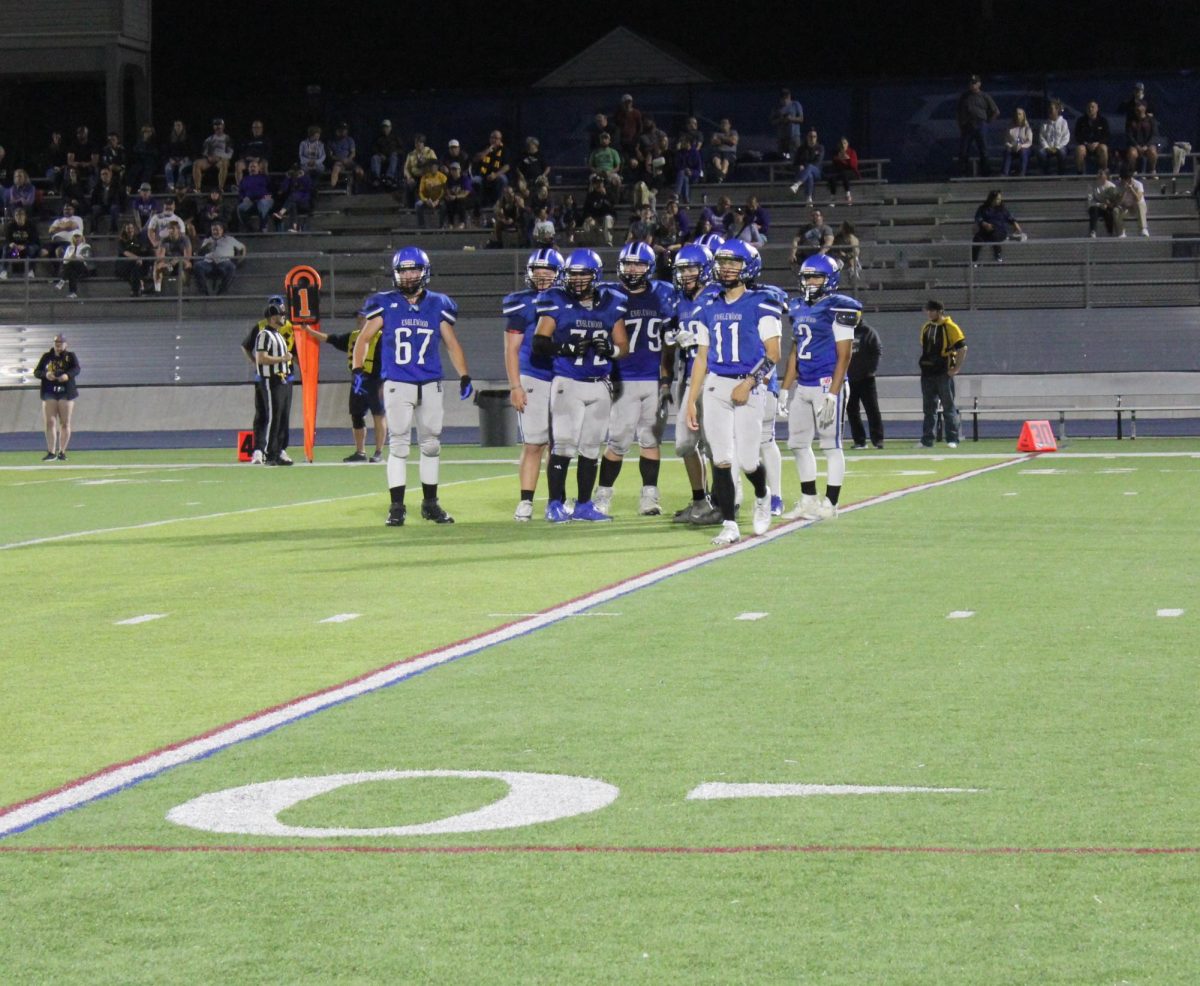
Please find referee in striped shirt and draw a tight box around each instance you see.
[244,295,295,465]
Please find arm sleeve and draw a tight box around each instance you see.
[325,333,351,353]
[65,353,81,379]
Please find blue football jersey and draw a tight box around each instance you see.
[502,288,553,382]
[698,287,784,377]
[787,292,862,386]
[610,279,676,381]
[361,288,459,384]
[535,286,627,380]
[672,283,720,381]
[757,283,790,394]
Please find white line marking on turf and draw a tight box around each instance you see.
[114,614,168,626]
[1157,609,1185,618]
[686,783,983,799]
[1124,491,1139,496]
[1020,468,1067,475]
[486,612,622,618]
[736,612,769,621]
[0,474,510,552]
[319,614,361,624]
[1002,492,1019,497]
[0,455,1029,839]
[947,611,976,619]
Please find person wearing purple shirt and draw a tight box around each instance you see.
[237,160,275,230]
[673,136,704,205]
[131,184,160,232]
[272,167,314,232]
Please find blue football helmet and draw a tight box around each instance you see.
[392,246,431,291]
[617,240,656,289]
[743,243,764,285]
[563,248,603,298]
[672,243,713,291]
[798,253,841,302]
[695,232,726,255]
[264,294,287,318]
[525,247,565,291]
[712,239,755,286]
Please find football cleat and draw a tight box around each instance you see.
[514,500,534,522]
[369,451,385,463]
[41,451,56,461]
[571,500,612,522]
[545,499,572,523]
[770,495,784,516]
[591,486,614,516]
[784,493,820,520]
[673,499,706,524]
[689,501,725,527]
[385,504,406,527]
[711,520,741,546]
[752,493,772,536]
[638,485,661,516]
[343,451,367,462]
[814,496,838,521]
[56,451,67,461]
[420,499,455,524]
[250,449,264,464]
[277,450,294,465]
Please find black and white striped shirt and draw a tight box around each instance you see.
[255,324,292,380]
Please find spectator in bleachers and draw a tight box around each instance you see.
[673,135,704,206]
[1114,169,1149,237]
[67,126,99,190]
[1086,169,1120,237]
[88,166,124,234]
[789,129,825,205]
[972,189,1023,262]
[298,126,327,181]
[626,202,658,244]
[581,172,616,246]
[442,138,471,177]
[402,133,437,207]
[370,120,401,187]
[48,202,86,257]
[4,169,36,219]
[957,75,999,176]
[236,160,274,231]
[196,186,230,240]
[1117,82,1153,129]
[235,120,273,185]
[554,192,579,243]
[516,137,550,194]
[526,174,553,218]
[734,195,769,244]
[634,117,667,185]
[1,207,46,279]
[328,123,363,192]
[61,167,88,209]
[153,222,192,291]
[100,132,127,187]
[586,112,613,150]
[194,220,246,295]
[145,196,186,250]
[472,130,510,207]
[415,159,447,229]
[831,221,862,284]
[827,136,860,205]
[170,188,199,241]
[770,88,805,160]
[272,165,315,232]
[658,195,691,248]
[531,205,556,246]
[164,120,192,192]
[709,118,739,183]
[1037,101,1071,175]
[699,195,733,237]
[1074,101,1110,174]
[55,230,93,298]
[126,125,159,195]
[193,118,234,192]
[489,184,525,247]
[116,220,153,296]
[588,131,622,197]
[679,116,703,146]
[1002,108,1033,176]
[131,183,160,231]
[793,207,834,262]
[614,94,643,161]
[44,131,68,192]
[1125,104,1161,176]
[442,161,472,229]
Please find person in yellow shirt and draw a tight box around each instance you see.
[416,160,447,228]
[917,299,967,448]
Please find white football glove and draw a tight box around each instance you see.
[776,393,790,418]
[816,392,839,429]
[673,327,696,349]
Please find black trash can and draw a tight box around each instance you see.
[474,389,519,446]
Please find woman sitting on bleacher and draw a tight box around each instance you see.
[1002,108,1033,177]
[972,189,1024,263]
[827,137,860,206]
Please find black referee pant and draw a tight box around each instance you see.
[255,376,293,459]
[847,375,884,447]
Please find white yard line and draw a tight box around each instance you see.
[735,612,769,621]
[319,614,362,624]
[114,614,169,626]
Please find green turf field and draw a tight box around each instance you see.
[2,440,1197,983]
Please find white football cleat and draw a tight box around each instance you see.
[638,485,661,515]
[513,500,534,522]
[711,520,741,546]
[277,450,294,465]
[784,493,820,520]
[250,449,264,464]
[752,492,772,535]
[592,486,614,516]
[814,496,838,520]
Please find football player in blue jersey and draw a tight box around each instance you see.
[503,248,565,521]
[352,247,473,527]
[781,253,859,521]
[592,240,676,517]
[745,243,788,516]
[532,248,628,523]
[684,239,783,546]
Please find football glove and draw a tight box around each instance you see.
[658,382,673,415]
[351,370,367,396]
[673,327,696,349]
[776,393,790,418]
[816,392,839,429]
[557,339,586,357]
[459,375,473,400]
[591,335,615,358]
[608,375,624,402]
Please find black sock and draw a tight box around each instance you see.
[520,490,534,502]
[598,455,622,487]
[692,487,706,503]
[639,456,660,487]
[826,484,841,506]
[747,464,768,499]
[422,483,438,502]
[548,454,570,502]
[390,485,406,506]
[801,480,818,496]
[712,466,736,521]
[577,455,598,502]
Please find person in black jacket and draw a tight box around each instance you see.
[847,320,884,450]
[34,333,80,460]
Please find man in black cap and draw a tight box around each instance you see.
[956,75,999,176]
